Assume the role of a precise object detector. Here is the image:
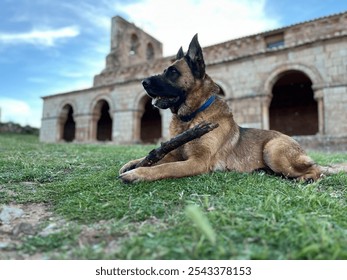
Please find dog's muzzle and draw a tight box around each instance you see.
[142,78,152,95]
[142,78,159,99]
[142,77,183,109]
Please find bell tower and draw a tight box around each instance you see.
[104,16,163,70]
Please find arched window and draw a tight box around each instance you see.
[130,34,139,55]
[146,43,155,60]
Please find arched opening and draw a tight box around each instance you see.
[130,33,139,55]
[95,100,112,141]
[61,104,75,142]
[269,70,318,136]
[141,97,162,143]
[146,42,155,60]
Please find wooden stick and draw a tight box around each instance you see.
[134,121,219,168]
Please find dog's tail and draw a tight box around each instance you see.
[320,163,347,175]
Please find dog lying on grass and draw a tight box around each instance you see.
[119,34,341,183]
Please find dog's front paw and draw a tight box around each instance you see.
[119,168,145,184]
[119,159,142,175]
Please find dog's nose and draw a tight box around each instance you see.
[142,78,151,89]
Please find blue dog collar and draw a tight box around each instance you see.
[180,95,216,122]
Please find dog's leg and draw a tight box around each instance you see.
[263,136,323,181]
[119,157,146,174]
[119,158,208,183]
[119,149,182,175]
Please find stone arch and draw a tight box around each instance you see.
[130,33,139,55]
[59,103,75,142]
[269,70,319,136]
[134,93,162,143]
[213,79,233,109]
[92,99,113,141]
[212,78,233,99]
[213,83,226,98]
[264,63,324,95]
[140,95,162,143]
[146,42,155,60]
[263,63,323,135]
[90,95,114,114]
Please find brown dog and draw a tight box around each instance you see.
[119,34,323,183]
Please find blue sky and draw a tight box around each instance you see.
[0,0,346,128]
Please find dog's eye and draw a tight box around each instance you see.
[164,66,180,80]
[169,67,177,74]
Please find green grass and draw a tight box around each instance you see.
[0,133,347,259]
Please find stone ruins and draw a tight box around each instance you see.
[40,12,347,150]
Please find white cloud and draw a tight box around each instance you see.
[0,98,41,127]
[27,77,48,84]
[61,1,111,31]
[58,72,86,79]
[117,0,280,55]
[0,26,80,47]
[0,0,282,129]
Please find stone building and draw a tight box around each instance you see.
[40,12,347,148]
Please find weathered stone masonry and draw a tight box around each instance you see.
[40,13,347,148]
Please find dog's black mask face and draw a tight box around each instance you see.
[142,34,205,111]
[142,65,186,110]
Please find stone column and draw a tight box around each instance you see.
[133,109,144,143]
[313,89,325,135]
[261,95,272,130]
[90,113,100,142]
[160,110,172,140]
[74,114,92,142]
[57,114,67,142]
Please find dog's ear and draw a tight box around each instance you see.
[186,34,205,79]
[176,47,184,60]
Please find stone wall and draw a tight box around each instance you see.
[40,12,347,146]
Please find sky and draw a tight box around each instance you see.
[0,0,346,128]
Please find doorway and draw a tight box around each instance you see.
[269,71,318,136]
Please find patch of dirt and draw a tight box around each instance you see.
[77,216,166,257]
[322,163,347,174]
[0,200,167,259]
[0,203,53,259]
